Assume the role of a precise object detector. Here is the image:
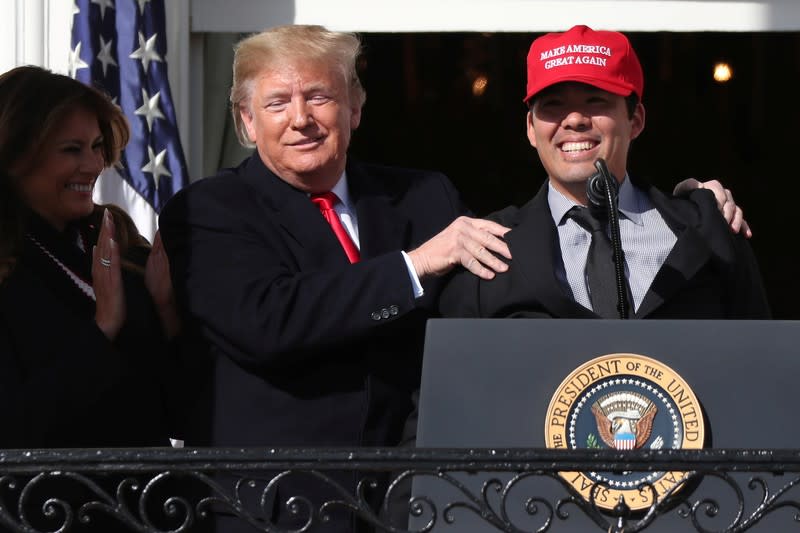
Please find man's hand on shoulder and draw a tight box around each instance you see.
[673,178,752,238]
[408,216,511,280]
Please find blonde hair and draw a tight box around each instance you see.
[230,25,367,147]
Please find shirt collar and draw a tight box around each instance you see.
[547,174,643,226]
[547,182,579,226]
[617,175,643,225]
[330,171,353,211]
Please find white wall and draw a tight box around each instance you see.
[0,0,72,74]
[191,0,800,33]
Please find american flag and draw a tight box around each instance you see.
[69,0,188,242]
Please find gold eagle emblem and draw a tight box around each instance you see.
[591,391,657,450]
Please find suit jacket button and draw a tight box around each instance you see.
[381,308,390,319]
[389,305,399,316]
[371,311,381,321]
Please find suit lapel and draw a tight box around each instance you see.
[634,183,713,317]
[240,155,352,267]
[506,183,595,318]
[347,160,410,259]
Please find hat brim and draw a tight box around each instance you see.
[524,75,638,103]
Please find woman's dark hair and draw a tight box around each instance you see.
[0,66,130,258]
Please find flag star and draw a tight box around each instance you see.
[68,42,89,79]
[135,89,165,131]
[137,0,152,14]
[129,32,162,72]
[72,1,80,16]
[96,35,118,76]
[90,0,115,19]
[142,146,172,188]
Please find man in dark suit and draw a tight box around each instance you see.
[158,25,512,532]
[440,25,770,319]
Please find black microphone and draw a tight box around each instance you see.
[586,158,619,212]
[585,158,629,319]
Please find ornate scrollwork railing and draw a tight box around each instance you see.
[1,448,800,532]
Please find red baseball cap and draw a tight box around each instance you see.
[524,25,644,103]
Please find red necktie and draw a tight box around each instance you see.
[310,192,360,263]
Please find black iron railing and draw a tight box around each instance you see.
[1,448,799,532]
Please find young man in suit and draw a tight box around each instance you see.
[439,25,770,320]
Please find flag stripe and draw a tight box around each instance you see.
[71,0,188,241]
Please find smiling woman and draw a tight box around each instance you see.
[15,107,106,231]
[0,66,185,455]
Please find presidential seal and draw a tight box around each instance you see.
[544,353,704,511]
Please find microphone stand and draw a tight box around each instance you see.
[586,159,629,319]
